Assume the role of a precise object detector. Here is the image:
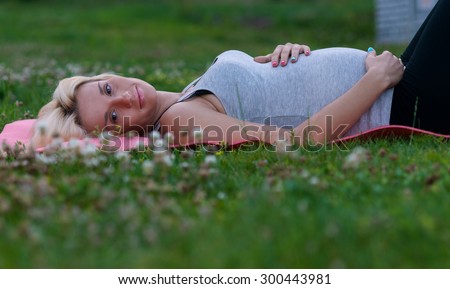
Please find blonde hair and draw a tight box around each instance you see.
[31,73,116,148]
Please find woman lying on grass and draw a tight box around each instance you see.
[32,0,450,148]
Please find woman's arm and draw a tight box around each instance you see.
[159,100,292,146]
[294,48,405,145]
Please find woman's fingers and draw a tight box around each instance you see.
[277,43,311,67]
[254,43,311,67]
[280,43,293,66]
[365,48,405,88]
[253,54,272,63]
[291,44,311,63]
[271,45,285,67]
[290,44,302,63]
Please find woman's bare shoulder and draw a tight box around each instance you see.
[162,93,225,122]
[159,97,218,125]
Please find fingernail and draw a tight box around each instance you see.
[281,60,286,66]
[368,47,374,52]
[305,50,310,56]
[291,56,297,63]
[272,61,278,67]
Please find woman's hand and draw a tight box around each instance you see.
[254,43,311,67]
[365,48,405,89]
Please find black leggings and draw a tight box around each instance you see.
[390,0,450,134]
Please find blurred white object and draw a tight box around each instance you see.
[376,0,437,44]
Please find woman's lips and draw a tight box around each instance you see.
[136,86,144,109]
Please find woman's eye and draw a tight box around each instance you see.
[111,110,118,122]
[105,83,112,95]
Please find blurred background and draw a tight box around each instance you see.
[0,0,409,72]
[376,0,437,44]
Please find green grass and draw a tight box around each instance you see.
[0,0,449,268]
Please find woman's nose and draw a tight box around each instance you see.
[112,91,132,108]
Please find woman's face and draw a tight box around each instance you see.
[76,75,157,134]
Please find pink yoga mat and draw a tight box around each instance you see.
[1,119,448,151]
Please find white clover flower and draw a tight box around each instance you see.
[142,160,154,175]
[84,157,100,167]
[0,197,11,213]
[193,128,203,142]
[154,138,166,148]
[162,155,173,166]
[163,132,174,145]
[99,131,113,146]
[153,150,171,166]
[103,167,114,175]
[309,176,320,186]
[143,227,158,244]
[217,192,227,200]
[96,155,107,163]
[49,137,63,150]
[101,130,113,140]
[80,143,97,156]
[274,139,288,153]
[66,63,83,75]
[149,131,161,142]
[135,140,146,151]
[35,153,57,164]
[118,203,135,221]
[180,162,189,169]
[114,151,130,162]
[204,155,217,165]
[325,223,340,238]
[343,147,369,169]
[36,120,48,136]
[300,169,310,179]
[153,152,174,167]
[153,149,166,157]
[297,200,309,213]
[68,138,81,149]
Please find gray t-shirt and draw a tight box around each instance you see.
[178,48,393,136]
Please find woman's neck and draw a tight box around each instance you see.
[152,90,182,125]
